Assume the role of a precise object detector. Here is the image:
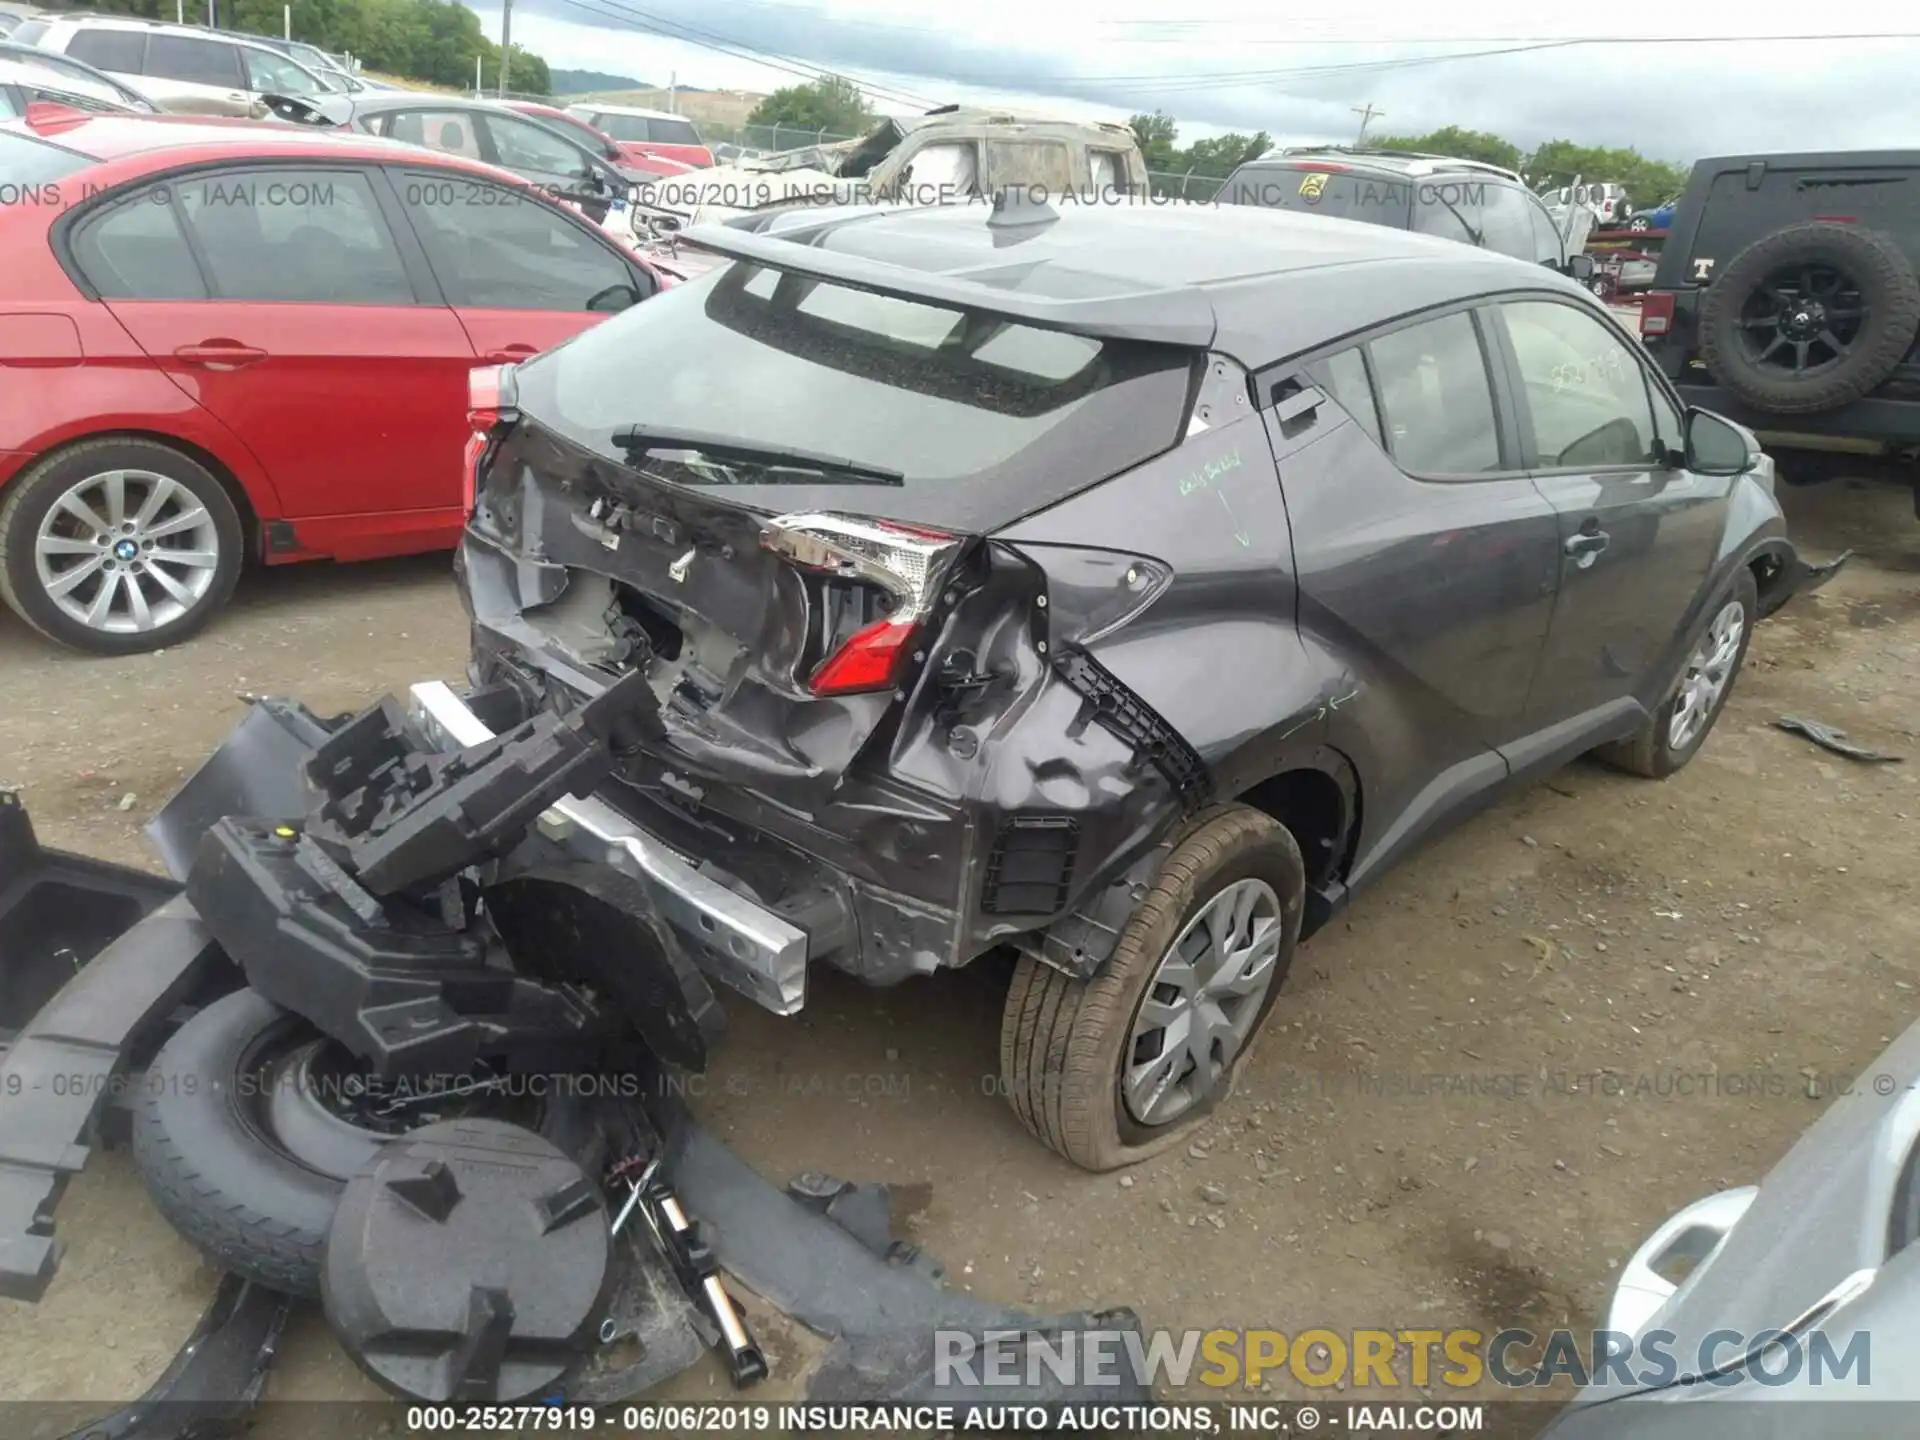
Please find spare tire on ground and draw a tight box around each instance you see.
[1698,220,1920,416]
[133,988,594,1297]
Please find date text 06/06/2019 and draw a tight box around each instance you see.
[403,1401,1487,1432]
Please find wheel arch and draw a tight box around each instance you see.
[1232,744,1361,938]
[16,428,266,562]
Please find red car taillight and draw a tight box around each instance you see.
[463,365,517,516]
[760,513,961,697]
[1640,290,1677,338]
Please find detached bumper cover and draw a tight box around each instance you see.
[1760,544,1851,618]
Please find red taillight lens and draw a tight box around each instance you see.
[463,365,507,515]
[1639,291,1676,337]
[808,615,919,696]
[762,513,960,698]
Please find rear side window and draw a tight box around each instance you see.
[986,139,1073,193]
[398,171,634,310]
[71,187,208,300]
[146,34,243,88]
[67,28,146,72]
[1306,347,1384,448]
[374,110,483,159]
[174,169,412,304]
[1477,182,1536,262]
[517,262,1198,530]
[1412,179,1487,248]
[1528,196,1565,265]
[1366,311,1502,475]
[1219,165,1413,231]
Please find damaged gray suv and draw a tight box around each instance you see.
[445,197,1841,1170]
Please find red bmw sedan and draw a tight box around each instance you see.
[0,107,669,654]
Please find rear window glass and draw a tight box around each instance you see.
[1218,164,1413,231]
[518,263,1197,530]
[10,19,50,44]
[1688,167,1920,283]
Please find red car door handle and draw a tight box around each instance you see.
[174,342,268,368]
[484,345,539,363]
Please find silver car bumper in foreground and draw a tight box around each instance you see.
[405,680,809,1016]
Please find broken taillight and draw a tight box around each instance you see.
[463,365,518,516]
[760,513,961,697]
[1640,290,1677,338]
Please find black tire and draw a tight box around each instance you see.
[1595,568,1759,780]
[0,437,244,655]
[1698,222,1920,416]
[133,989,592,1297]
[999,805,1305,1172]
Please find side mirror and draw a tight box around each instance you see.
[586,283,640,314]
[1684,407,1760,476]
[1566,253,1596,283]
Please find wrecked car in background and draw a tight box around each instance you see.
[630,105,1148,236]
[452,196,1843,1171]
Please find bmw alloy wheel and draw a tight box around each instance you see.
[33,469,222,636]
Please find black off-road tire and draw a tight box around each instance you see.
[1595,568,1759,780]
[133,989,591,1297]
[999,805,1305,1172]
[0,437,244,655]
[1698,222,1920,416]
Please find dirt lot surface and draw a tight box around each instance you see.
[1,481,1915,1429]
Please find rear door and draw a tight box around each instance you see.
[1489,295,1724,726]
[390,166,650,363]
[76,164,476,545]
[140,32,252,116]
[1264,303,1561,886]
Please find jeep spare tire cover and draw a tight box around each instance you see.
[1698,221,1920,415]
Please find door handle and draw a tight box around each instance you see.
[174,342,268,369]
[1564,530,1610,559]
[483,345,539,363]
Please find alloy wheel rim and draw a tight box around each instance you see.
[32,469,220,635]
[1733,262,1865,378]
[1123,877,1283,1127]
[1669,600,1745,752]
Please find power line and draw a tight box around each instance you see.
[551,0,940,109]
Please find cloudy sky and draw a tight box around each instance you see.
[463,0,1920,159]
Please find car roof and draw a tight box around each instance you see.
[572,103,687,121]
[681,200,1584,367]
[350,94,533,116]
[1240,149,1522,183]
[18,110,477,165]
[47,14,324,60]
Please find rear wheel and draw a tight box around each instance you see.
[1698,222,1920,415]
[999,806,1305,1171]
[0,438,243,654]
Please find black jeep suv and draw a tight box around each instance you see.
[1637,150,1920,511]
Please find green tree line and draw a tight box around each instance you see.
[1131,111,1690,207]
[47,0,552,94]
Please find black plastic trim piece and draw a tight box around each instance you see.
[1051,645,1213,811]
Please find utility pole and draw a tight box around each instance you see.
[1352,102,1383,144]
[667,70,676,113]
[497,0,512,97]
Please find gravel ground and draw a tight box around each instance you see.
[0,479,1914,1429]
